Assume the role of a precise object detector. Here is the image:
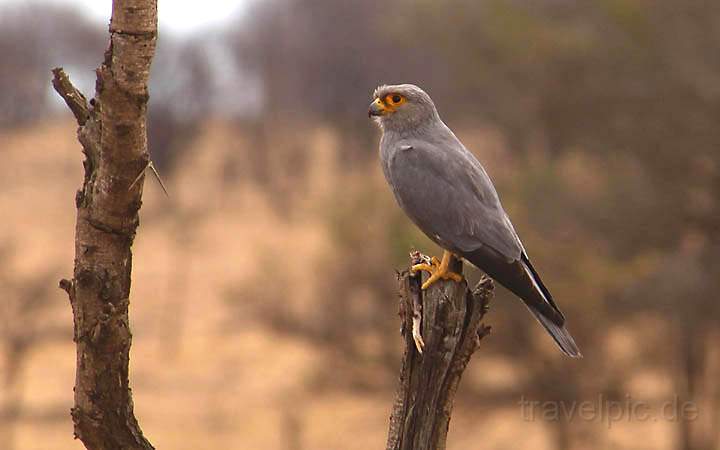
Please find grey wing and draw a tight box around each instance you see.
[386,140,522,261]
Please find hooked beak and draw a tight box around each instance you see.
[368,98,389,117]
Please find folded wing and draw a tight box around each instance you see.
[386,140,581,357]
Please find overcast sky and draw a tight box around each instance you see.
[2,0,248,33]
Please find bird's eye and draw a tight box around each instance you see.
[385,94,406,107]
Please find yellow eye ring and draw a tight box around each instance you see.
[385,94,406,107]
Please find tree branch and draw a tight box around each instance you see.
[387,252,493,450]
[53,1,157,449]
[51,68,89,126]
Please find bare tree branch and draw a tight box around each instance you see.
[52,1,157,449]
[387,253,493,450]
[51,68,89,126]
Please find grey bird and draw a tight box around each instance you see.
[369,83,582,358]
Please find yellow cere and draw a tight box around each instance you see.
[372,97,387,112]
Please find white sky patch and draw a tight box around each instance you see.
[2,0,247,33]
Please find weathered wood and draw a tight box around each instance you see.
[52,1,157,449]
[387,252,493,450]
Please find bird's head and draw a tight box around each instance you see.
[369,84,439,132]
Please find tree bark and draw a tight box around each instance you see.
[52,1,157,449]
[387,252,493,450]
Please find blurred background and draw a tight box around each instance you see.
[1,0,719,449]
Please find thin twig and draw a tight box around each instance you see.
[129,160,170,197]
[148,161,170,197]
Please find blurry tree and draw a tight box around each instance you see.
[404,2,720,449]
[148,39,216,173]
[231,0,448,159]
[0,245,66,450]
[227,1,719,448]
[619,245,720,450]
[0,3,103,127]
[0,2,214,176]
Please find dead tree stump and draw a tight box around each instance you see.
[387,252,493,450]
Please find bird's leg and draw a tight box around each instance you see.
[411,250,463,290]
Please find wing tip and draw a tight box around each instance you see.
[530,305,583,358]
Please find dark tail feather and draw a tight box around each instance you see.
[527,305,583,358]
[463,247,582,358]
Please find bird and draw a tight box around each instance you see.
[369,83,582,358]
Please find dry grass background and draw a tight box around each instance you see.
[0,120,679,450]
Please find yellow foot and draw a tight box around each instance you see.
[411,250,463,289]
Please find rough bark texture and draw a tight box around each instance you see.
[387,252,493,450]
[52,1,157,449]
